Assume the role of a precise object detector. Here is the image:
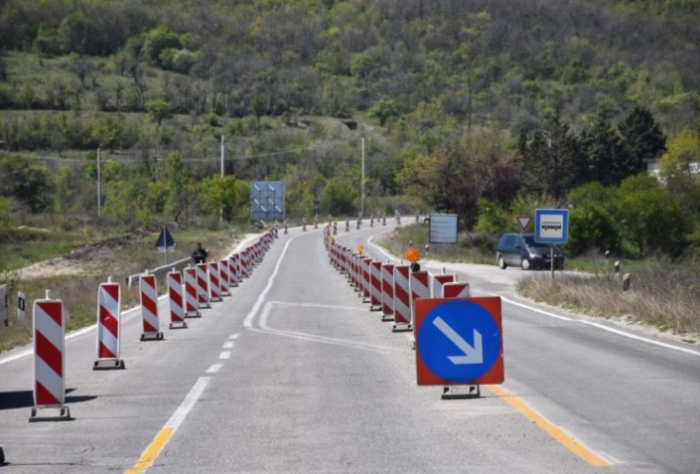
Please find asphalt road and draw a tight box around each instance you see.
[1,223,699,473]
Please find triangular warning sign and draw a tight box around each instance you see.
[516,215,531,231]
[155,227,176,252]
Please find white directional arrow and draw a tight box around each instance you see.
[432,316,483,365]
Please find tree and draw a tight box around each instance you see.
[618,174,689,257]
[197,175,250,222]
[143,27,182,67]
[321,178,358,215]
[581,114,631,186]
[519,114,580,201]
[0,154,54,212]
[617,106,666,176]
[145,100,171,129]
[658,129,700,220]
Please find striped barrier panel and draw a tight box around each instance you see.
[432,274,455,298]
[227,256,239,287]
[139,274,164,341]
[31,291,71,421]
[208,262,223,302]
[167,271,188,329]
[381,263,395,322]
[231,254,242,283]
[410,271,431,326]
[195,263,211,308]
[442,282,471,298]
[392,265,412,331]
[241,250,250,278]
[219,259,232,295]
[183,267,201,317]
[361,257,372,302]
[369,261,383,311]
[94,279,125,370]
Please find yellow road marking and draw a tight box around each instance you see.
[125,426,175,474]
[486,385,611,467]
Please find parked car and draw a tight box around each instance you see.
[496,233,564,270]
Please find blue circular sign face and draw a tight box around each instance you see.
[418,300,501,383]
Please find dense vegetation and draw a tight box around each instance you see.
[2,0,700,261]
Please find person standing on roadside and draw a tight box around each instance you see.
[192,242,208,264]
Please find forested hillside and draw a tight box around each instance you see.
[1,0,700,259]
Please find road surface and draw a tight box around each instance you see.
[1,223,699,473]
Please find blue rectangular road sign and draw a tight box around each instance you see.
[534,209,569,244]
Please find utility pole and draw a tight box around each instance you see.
[220,135,225,225]
[361,135,365,217]
[97,147,101,218]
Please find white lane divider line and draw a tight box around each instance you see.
[229,333,240,340]
[126,376,210,474]
[223,341,234,349]
[219,351,231,360]
[243,233,302,329]
[206,364,223,374]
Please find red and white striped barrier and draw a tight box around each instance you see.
[167,270,188,329]
[392,265,412,331]
[139,273,164,341]
[442,281,471,298]
[195,263,210,308]
[369,261,383,311]
[183,267,201,317]
[352,254,361,292]
[31,291,71,421]
[94,279,125,369]
[208,262,223,302]
[381,263,395,322]
[241,250,250,278]
[219,259,232,295]
[227,256,239,287]
[232,254,243,283]
[410,271,430,324]
[432,274,455,298]
[361,257,372,302]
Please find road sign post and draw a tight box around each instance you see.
[415,297,503,393]
[535,209,569,279]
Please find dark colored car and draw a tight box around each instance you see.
[496,233,564,270]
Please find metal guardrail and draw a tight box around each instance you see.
[126,256,191,289]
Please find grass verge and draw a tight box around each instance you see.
[0,225,256,354]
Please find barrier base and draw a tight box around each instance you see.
[169,321,188,329]
[392,323,413,332]
[141,332,164,341]
[209,296,223,303]
[381,314,395,322]
[94,359,125,370]
[221,291,231,297]
[185,312,201,318]
[198,303,211,309]
[442,385,481,400]
[229,282,239,288]
[0,446,4,465]
[29,405,71,422]
[369,305,382,312]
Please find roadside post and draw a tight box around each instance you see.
[534,209,569,279]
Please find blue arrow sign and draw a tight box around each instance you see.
[417,300,501,383]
